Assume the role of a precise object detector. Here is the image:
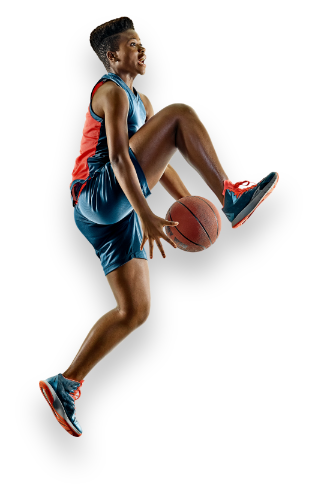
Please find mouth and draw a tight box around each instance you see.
[138,55,146,66]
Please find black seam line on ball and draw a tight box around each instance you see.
[168,209,204,248]
[176,201,212,244]
[192,196,219,237]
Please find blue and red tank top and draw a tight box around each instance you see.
[70,72,147,207]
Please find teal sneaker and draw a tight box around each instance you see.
[222,172,279,228]
[39,373,84,437]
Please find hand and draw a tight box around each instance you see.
[140,212,179,259]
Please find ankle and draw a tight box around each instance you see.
[62,370,84,383]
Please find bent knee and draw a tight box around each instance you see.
[120,302,151,328]
[169,103,196,118]
[135,304,151,326]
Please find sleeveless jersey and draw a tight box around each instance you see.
[70,72,147,207]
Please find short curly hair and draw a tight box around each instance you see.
[90,17,135,72]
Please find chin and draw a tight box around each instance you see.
[136,63,146,75]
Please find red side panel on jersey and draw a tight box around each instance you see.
[92,81,105,97]
[70,80,107,205]
[71,107,102,185]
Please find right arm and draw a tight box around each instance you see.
[101,83,178,259]
[103,83,151,220]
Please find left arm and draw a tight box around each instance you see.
[139,93,192,201]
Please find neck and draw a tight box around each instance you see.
[108,69,136,91]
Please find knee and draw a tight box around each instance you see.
[135,302,151,327]
[170,103,196,119]
[120,301,151,329]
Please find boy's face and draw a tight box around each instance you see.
[108,29,146,75]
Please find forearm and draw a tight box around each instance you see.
[111,154,152,218]
[159,164,191,200]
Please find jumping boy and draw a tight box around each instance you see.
[39,17,279,437]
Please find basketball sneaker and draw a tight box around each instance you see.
[222,172,279,228]
[39,373,84,437]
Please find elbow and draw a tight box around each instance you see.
[109,151,129,167]
[109,154,121,166]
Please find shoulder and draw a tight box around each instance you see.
[92,80,129,119]
[96,80,128,100]
[138,92,154,121]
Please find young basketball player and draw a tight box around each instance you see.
[39,17,279,437]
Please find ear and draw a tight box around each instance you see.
[107,51,117,62]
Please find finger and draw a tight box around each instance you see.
[163,235,178,249]
[156,239,166,258]
[165,220,179,226]
[149,238,154,259]
[140,235,148,251]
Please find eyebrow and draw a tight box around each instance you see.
[128,38,142,44]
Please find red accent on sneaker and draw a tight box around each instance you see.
[39,381,82,437]
[222,179,257,198]
[69,380,84,401]
[232,173,279,228]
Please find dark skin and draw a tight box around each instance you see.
[93,53,191,201]
[63,28,228,382]
[92,29,227,258]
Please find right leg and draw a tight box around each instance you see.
[129,103,228,204]
[129,103,279,227]
[63,257,151,381]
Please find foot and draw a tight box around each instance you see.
[222,172,279,228]
[39,373,84,437]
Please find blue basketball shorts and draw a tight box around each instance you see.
[74,147,152,276]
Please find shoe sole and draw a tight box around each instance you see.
[39,380,82,437]
[232,173,279,228]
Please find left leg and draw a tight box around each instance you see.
[63,258,151,381]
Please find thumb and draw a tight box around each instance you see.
[166,220,179,225]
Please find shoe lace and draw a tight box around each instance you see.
[69,379,84,401]
[229,180,257,198]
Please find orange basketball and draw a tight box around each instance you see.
[164,196,221,252]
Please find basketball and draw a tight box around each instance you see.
[164,196,221,252]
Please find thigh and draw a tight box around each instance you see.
[77,164,133,225]
[74,206,149,277]
[107,258,151,315]
[77,150,152,226]
[129,103,184,191]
